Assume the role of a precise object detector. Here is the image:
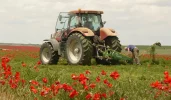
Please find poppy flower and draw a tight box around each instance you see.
[37,61,41,65]
[69,90,78,98]
[103,79,109,85]
[62,83,73,92]
[85,70,91,74]
[107,83,113,88]
[30,86,38,94]
[71,74,78,80]
[79,73,89,82]
[42,77,48,83]
[101,93,107,98]
[85,93,92,100]
[96,76,100,82]
[110,71,120,80]
[109,91,115,96]
[84,85,89,90]
[89,83,96,88]
[22,62,26,67]
[101,70,106,75]
[0,80,5,85]
[93,93,101,100]
[29,80,39,86]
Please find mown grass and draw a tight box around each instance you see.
[0,46,171,100]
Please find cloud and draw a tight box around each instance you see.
[0,0,170,45]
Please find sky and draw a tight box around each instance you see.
[0,0,171,45]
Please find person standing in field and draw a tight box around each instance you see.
[124,45,141,65]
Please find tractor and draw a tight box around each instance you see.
[39,9,122,65]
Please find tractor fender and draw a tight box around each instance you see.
[100,28,118,40]
[69,27,94,36]
[43,39,61,55]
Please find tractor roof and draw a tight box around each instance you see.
[69,9,103,14]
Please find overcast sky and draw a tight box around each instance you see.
[0,0,170,45]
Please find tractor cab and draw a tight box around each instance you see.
[55,9,104,33]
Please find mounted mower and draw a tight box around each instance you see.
[39,9,132,65]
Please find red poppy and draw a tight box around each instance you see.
[80,80,87,86]
[10,83,17,89]
[109,91,115,96]
[30,86,38,94]
[150,81,162,89]
[21,79,26,86]
[55,81,60,85]
[29,80,39,86]
[41,86,51,96]
[15,72,20,82]
[34,98,37,100]
[85,70,91,74]
[79,73,89,82]
[110,71,120,80]
[33,65,37,69]
[101,70,106,75]
[4,67,12,79]
[37,60,41,65]
[84,85,89,90]
[71,74,78,80]
[107,83,113,88]
[69,90,78,98]
[42,77,48,83]
[89,83,96,88]
[0,80,5,85]
[40,91,47,96]
[85,93,92,100]
[164,71,169,75]
[101,93,107,98]
[93,93,101,100]
[103,79,109,85]
[62,83,73,92]
[120,98,126,100]
[22,62,26,67]
[72,82,78,86]
[96,76,100,82]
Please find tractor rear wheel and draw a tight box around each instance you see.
[96,36,122,65]
[105,36,122,52]
[65,33,93,65]
[40,42,59,65]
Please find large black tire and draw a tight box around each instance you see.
[39,42,59,65]
[65,33,93,65]
[105,36,122,52]
[96,36,122,65]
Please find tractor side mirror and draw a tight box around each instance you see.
[103,21,106,25]
[58,15,62,21]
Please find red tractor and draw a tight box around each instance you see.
[40,9,122,65]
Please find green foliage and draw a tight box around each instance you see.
[148,42,162,64]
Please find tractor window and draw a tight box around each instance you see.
[81,14,102,31]
[70,15,79,28]
[55,13,69,31]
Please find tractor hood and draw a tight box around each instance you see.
[100,28,118,40]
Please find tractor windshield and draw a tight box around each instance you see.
[81,14,102,31]
[55,12,70,31]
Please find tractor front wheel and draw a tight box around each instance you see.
[39,42,59,65]
[65,33,93,65]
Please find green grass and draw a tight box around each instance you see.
[0,47,171,100]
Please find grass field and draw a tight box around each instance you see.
[0,44,171,100]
